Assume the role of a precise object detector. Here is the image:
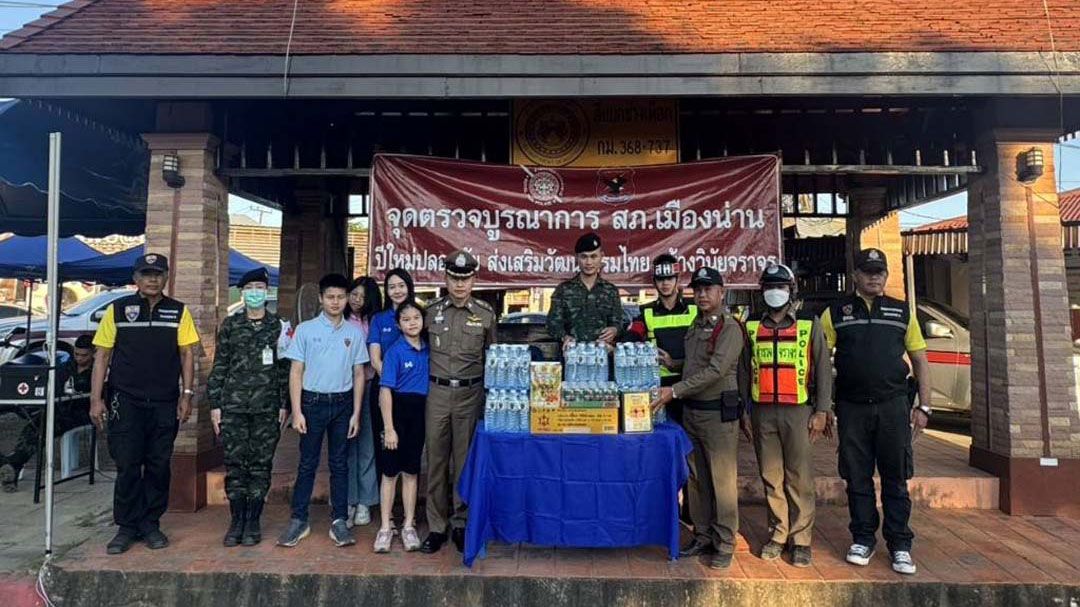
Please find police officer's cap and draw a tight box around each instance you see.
[133,253,169,274]
[574,232,603,254]
[653,254,679,280]
[855,248,888,273]
[689,267,724,288]
[236,267,270,290]
[445,250,478,278]
[760,263,795,286]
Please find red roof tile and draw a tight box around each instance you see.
[906,188,1080,235]
[3,0,1080,54]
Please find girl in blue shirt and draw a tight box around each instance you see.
[373,299,428,554]
[367,269,415,376]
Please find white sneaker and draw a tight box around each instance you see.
[373,528,394,553]
[401,526,421,551]
[891,551,917,575]
[846,543,874,566]
[353,506,371,527]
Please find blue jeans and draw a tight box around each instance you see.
[347,384,379,507]
[291,390,351,523]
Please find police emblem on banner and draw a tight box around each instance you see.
[523,168,564,206]
[596,169,635,205]
[124,305,140,322]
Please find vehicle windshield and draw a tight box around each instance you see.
[62,290,131,316]
[920,300,969,330]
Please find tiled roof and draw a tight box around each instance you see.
[907,188,1080,236]
[3,0,1080,54]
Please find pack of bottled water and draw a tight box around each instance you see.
[484,388,530,433]
[484,344,532,390]
[564,342,609,383]
[614,342,662,392]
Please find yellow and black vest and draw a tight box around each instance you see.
[747,318,813,405]
[828,294,911,404]
[642,299,698,382]
[109,294,185,402]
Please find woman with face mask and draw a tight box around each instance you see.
[343,277,383,528]
[207,267,290,547]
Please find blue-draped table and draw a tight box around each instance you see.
[457,422,692,567]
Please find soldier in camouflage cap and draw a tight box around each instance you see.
[207,267,290,547]
[546,232,625,350]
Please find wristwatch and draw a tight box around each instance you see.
[916,403,931,417]
[182,388,196,396]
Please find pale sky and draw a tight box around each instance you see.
[3,3,1079,229]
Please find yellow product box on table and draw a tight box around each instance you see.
[620,392,654,433]
[530,407,619,435]
[530,362,562,409]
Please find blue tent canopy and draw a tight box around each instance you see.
[0,99,147,237]
[59,245,279,287]
[0,235,100,280]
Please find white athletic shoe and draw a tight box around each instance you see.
[846,543,874,566]
[891,551,917,575]
[353,506,371,527]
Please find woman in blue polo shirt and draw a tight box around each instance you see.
[373,300,428,554]
[367,269,415,376]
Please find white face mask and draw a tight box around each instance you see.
[763,288,791,309]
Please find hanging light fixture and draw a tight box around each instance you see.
[1017,147,1045,183]
[161,154,185,188]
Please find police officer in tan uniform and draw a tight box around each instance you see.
[652,267,750,570]
[420,250,497,554]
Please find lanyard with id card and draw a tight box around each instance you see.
[262,346,274,366]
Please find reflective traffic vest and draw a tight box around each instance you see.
[746,319,813,405]
[643,303,698,378]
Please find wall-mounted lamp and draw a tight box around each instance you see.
[162,154,185,189]
[1016,147,1045,184]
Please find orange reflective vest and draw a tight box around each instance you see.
[746,319,813,405]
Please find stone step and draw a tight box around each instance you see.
[206,466,999,509]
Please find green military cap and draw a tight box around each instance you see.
[444,250,478,278]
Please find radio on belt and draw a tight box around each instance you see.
[0,351,72,401]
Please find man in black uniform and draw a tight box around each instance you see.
[820,248,931,575]
[90,253,200,555]
[627,253,697,425]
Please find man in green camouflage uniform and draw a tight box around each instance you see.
[207,268,290,547]
[546,232,626,349]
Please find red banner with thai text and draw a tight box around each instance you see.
[369,154,782,288]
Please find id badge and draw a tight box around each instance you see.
[262,346,273,366]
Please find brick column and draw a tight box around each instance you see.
[141,132,227,512]
[846,186,905,299]
[277,187,347,323]
[967,128,1080,517]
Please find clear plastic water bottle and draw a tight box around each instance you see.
[517,346,529,389]
[485,346,497,389]
[516,390,529,432]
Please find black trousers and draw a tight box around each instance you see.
[106,392,179,536]
[836,394,914,553]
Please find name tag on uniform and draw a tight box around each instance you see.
[262,346,273,366]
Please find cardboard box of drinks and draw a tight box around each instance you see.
[529,362,562,409]
[620,392,654,433]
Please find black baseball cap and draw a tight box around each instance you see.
[855,248,888,273]
[689,267,724,288]
[133,253,169,274]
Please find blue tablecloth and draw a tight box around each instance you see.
[457,422,692,567]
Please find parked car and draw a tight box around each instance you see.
[0,303,27,320]
[0,288,135,365]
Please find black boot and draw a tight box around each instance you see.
[241,498,264,546]
[223,496,246,547]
